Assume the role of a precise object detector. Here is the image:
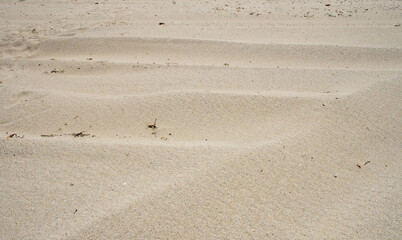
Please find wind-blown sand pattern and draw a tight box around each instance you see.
[0,0,401,239]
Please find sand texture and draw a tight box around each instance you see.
[0,0,401,239]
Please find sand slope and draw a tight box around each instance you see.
[1,0,401,239]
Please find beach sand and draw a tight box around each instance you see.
[0,0,401,239]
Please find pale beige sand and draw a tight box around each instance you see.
[1,0,401,239]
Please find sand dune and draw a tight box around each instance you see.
[1,0,401,239]
[31,37,402,70]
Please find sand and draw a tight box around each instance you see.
[0,0,401,239]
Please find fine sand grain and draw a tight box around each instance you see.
[0,0,401,239]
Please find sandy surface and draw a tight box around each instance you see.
[0,0,401,239]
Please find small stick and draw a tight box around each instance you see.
[71,131,90,137]
[147,119,157,135]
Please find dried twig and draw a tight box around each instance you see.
[148,119,158,135]
[71,131,90,137]
[41,134,63,137]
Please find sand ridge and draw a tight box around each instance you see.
[0,0,401,239]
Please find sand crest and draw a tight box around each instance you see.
[0,0,401,239]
